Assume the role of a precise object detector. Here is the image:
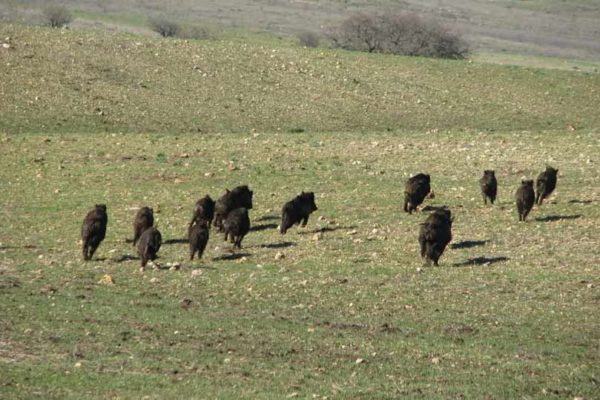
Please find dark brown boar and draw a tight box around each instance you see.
[515,180,535,221]
[137,226,162,269]
[418,208,453,266]
[133,206,154,246]
[404,173,431,214]
[222,207,250,249]
[214,185,253,230]
[81,204,108,261]
[535,166,558,205]
[280,192,318,234]
[189,195,215,229]
[479,170,497,205]
[188,219,209,261]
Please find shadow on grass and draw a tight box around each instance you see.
[535,214,581,222]
[256,214,279,222]
[250,223,278,232]
[162,238,188,245]
[568,199,593,204]
[0,244,38,250]
[450,240,489,249]
[421,205,447,212]
[259,241,296,249]
[453,256,509,267]
[298,225,357,235]
[212,252,251,261]
[114,254,138,263]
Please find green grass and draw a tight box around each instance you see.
[474,52,600,74]
[1,129,598,399]
[1,24,600,135]
[0,23,598,398]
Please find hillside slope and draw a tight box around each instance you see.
[1,24,599,134]
[4,0,600,60]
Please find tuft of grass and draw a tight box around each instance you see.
[0,129,598,398]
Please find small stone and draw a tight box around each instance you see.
[190,269,203,277]
[355,358,366,364]
[275,252,285,260]
[98,274,115,285]
[312,232,323,241]
[149,277,159,283]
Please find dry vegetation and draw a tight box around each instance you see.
[1,0,600,60]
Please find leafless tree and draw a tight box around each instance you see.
[149,16,180,38]
[43,6,73,28]
[326,12,469,59]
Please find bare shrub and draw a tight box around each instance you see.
[149,16,180,38]
[297,31,320,48]
[326,12,469,59]
[326,13,382,53]
[43,6,73,28]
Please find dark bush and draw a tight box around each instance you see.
[297,31,320,48]
[326,12,469,59]
[327,13,382,53]
[43,6,73,28]
[149,16,180,38]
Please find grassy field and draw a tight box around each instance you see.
[1,129,599,398]
[1,24,600,136]
[1,23,599,398]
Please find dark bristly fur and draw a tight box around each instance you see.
[133,206,154,246]
[81,204,108,261]
[404,173,431,214]
[223,207,250,249]
[479,170,497,205]
[137,226,162,268]
[188,219,209,260]
[189,195,215,229]
[214,185,253,230]
[280,192,318,234]
[515,180,535,221]
[535,166,558,205]
[418,208,453,266]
